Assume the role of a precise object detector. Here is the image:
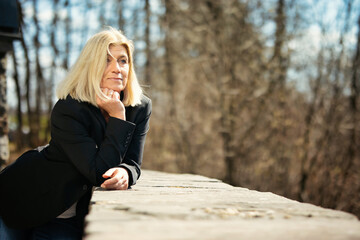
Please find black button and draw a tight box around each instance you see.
[83,185,88,191]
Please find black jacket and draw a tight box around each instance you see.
[0,95,151,229]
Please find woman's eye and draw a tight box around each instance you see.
[118,59,127,64]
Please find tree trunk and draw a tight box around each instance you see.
[164,0,196,173]
[0,52,9,169]
[298,48,324,201]
[44,0,59,141]
[117,0,124,30]
[32,0,44,146]
[164,0,182,170]
[11,45,24,150]
[336,12,360,205]
[272,0,286,87]
[63,0,71,70]
[144,0,151,87]
[17,0,33,148]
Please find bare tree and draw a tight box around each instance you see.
[32,0,46,146]
[63,0,71,70]
[144,0,151,87]
[336,11,360,210]
[0,52,9,169]
[44,0,60,140]
[17,0,33,148]
[117,0,125,30]
[11,45,24,149]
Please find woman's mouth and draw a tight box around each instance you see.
[109,78,122,81]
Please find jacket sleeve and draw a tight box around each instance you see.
[119,98,152,186]
[50,99,136,186]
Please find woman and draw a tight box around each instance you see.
[0,27,151,239]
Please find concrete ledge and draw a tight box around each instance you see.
[84,170,360,240]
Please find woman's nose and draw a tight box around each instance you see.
[111,61,121,73]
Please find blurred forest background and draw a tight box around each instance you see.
[2,0,360,218]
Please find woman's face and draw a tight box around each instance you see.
[101,45,129,93]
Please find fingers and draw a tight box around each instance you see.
[103,177,124,185]
[101,168,129,190]
[100,88,115,99]
[108,89,114,97]
[102,168,116,178]
[102,177,127,189]
[96,88,122,108]
[101,179,128,190]
[113,91,120,100]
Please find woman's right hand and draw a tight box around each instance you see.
[96,88,126,120]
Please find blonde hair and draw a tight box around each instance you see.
[57,27,142,107]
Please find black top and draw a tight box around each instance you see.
[0,95,152,229]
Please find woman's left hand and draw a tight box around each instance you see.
[96,88,126,120]
[101,167,129,190]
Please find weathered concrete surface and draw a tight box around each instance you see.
[85,170,360,240]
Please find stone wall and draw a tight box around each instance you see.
[85,170,360,240]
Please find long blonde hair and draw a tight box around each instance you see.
[56,27,142,107]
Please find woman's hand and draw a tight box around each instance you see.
[101,167,129,190]
[96,88,125,120]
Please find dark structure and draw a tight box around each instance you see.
[0,0,21,169]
